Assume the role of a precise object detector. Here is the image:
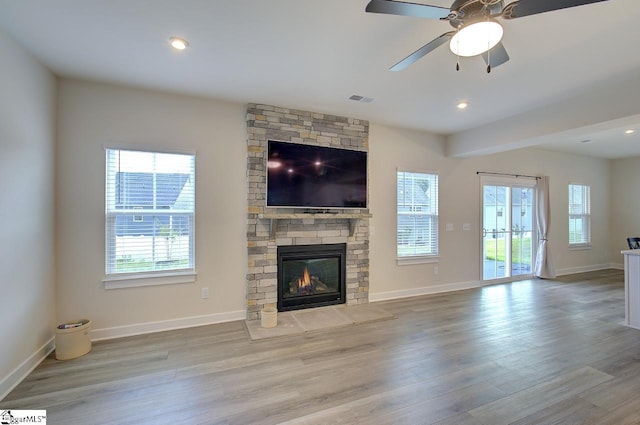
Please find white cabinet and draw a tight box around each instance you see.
[623,250,640,329]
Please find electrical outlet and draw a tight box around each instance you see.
[434,266,439,275]
[201,287,209,299]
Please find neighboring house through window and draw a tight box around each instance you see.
[568,183,591,246]
[105,148,196,287]
[397,171,439,264]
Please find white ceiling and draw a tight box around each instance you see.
[1,0,639,158]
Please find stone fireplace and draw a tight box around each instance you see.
[245,104,370,321]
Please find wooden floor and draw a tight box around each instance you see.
[4,269,640,424]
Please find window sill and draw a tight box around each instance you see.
[569,244,592,251]
[103,270,197,290]
[397,256,439,266]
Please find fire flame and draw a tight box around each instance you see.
[298,267,311,288]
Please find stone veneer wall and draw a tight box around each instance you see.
[246,103,370,320]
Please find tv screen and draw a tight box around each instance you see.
[266,140,367,209]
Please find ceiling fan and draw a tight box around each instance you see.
[365,0,609,73]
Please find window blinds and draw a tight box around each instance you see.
[397,171,439,257]
[568,184,590,245]
[105,149,195,275]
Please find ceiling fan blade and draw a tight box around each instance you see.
[503,0,609,19]
[482,42,510,68]
[365,0,450,20]
[390,31,454,71]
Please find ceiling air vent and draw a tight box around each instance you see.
[349,95,374,103]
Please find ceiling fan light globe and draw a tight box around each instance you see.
[449,20,503,57]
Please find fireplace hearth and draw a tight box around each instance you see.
[277,243,346,311]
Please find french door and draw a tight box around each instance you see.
[481,177,536,281]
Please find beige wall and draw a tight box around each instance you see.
[369,124,612,297]
[56,79,247,337]
[611,156,640,265]
[0,29,57,397]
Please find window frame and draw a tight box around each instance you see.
[396,169,439,265]
[568,182,591,249]
[103,147,197,289]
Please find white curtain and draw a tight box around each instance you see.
[534,176,556,278]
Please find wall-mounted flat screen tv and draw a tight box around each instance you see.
[266,140,367,209]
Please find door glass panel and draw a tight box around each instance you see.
[483,185,508,280]
[511,187,533,277]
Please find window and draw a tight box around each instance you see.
[397,171,439,261]
[105,149,195,282]
[568,183,590,246]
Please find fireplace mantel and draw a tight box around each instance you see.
[258,212,372,239]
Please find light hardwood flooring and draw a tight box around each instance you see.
[3,269,640,424]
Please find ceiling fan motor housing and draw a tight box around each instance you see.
[448,0,504,28]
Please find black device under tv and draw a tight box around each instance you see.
[266,140,367,209]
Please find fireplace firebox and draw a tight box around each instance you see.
[277,243,346,311]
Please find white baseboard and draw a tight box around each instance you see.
[1,337,54,401]
[555,263,617,276]
[369,263,625,303]
[369,280,483,303]
[90,310,246,341]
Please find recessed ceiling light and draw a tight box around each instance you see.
[625,129,635,135]
[169,37,189,50]
[457,101,469,110]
